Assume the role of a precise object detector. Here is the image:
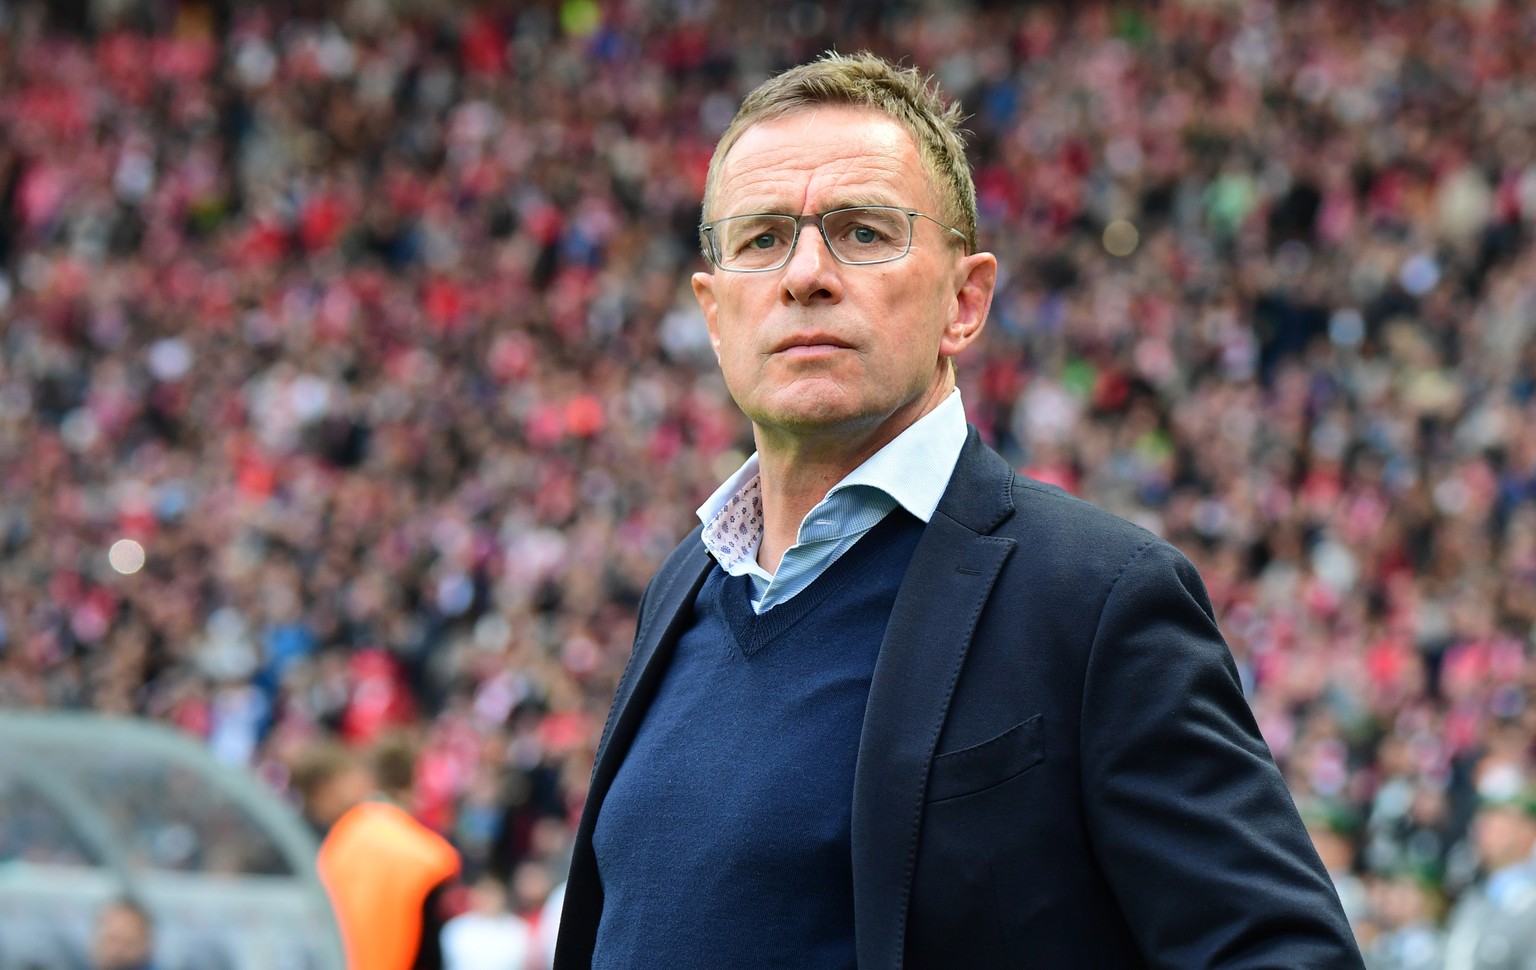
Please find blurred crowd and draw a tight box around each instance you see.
[1,0,1534,965]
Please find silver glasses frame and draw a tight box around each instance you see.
[699,205,973,273]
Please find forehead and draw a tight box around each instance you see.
[100,905,149,933]
[712,106,932,217]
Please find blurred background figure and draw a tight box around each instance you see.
[291,735,461,970]
[440,874,531,970]
[1363,871,1444,970]
[89,898,156,970]
[290,741,375,839]
[1443,764,1536,970]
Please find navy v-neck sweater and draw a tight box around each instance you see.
[591,509,925,969]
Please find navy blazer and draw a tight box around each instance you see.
[556,430,1364,969]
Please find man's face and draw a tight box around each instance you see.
[1474,804,1536,871]
[91,903,152,970]
[692,106,994,454]
[307,765,374,831]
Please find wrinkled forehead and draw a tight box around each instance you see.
[709,106,936,218]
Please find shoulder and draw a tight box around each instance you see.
[941,436,1199,603]
[632,525,711,637]
[1005,472,1197,593]
[947,432,1174,570]
[1489,863,1536,914]
[1011,474,1159,547]
[327,802,458,868]
[653,524,707,580]
[640,525,709,609]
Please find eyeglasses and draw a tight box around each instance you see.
[699,205,972,273]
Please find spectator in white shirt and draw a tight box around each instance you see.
[441,875,532,970]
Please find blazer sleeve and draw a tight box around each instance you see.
[1079,539,1364,969]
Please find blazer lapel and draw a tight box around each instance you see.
[851,431,1017,970]
[594,535,712,785]
[557,535,712,969]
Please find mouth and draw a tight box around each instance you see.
[771,333,855,356]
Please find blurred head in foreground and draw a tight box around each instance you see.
[90,897,154,970]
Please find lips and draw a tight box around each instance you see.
[771,333,855,354]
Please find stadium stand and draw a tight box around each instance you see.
[1,0,1534,964]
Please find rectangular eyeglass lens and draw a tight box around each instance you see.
[825,207,908,260]
[718,216,793,266]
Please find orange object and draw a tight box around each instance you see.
[317,801,461,970]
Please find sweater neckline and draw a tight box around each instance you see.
[716,509,920,659]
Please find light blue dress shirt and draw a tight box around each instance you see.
[696,389,968,614]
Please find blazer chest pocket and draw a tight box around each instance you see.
[927,714,1044,802]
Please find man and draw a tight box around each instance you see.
[440,874,533,970]
[89,897,156,970]
[1444,764,1536,970]
[291,735,461,970]
[555,52,1363,968]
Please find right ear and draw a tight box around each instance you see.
[692,271,721,359]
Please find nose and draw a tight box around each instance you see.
[780,221,842,306]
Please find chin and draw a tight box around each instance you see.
[754,399,895,441]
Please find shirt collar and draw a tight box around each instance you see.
[695,453,766,571]
[696,389,967,568]
[825,388,967,524]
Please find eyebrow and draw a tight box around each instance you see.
[716,194,909,219]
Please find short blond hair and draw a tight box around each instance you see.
[701,51,977,250]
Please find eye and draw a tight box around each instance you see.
[722,218,792,257]
[828,208,905,247]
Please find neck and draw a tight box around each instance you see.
[752,453,854,573]
[752,376,952,572]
